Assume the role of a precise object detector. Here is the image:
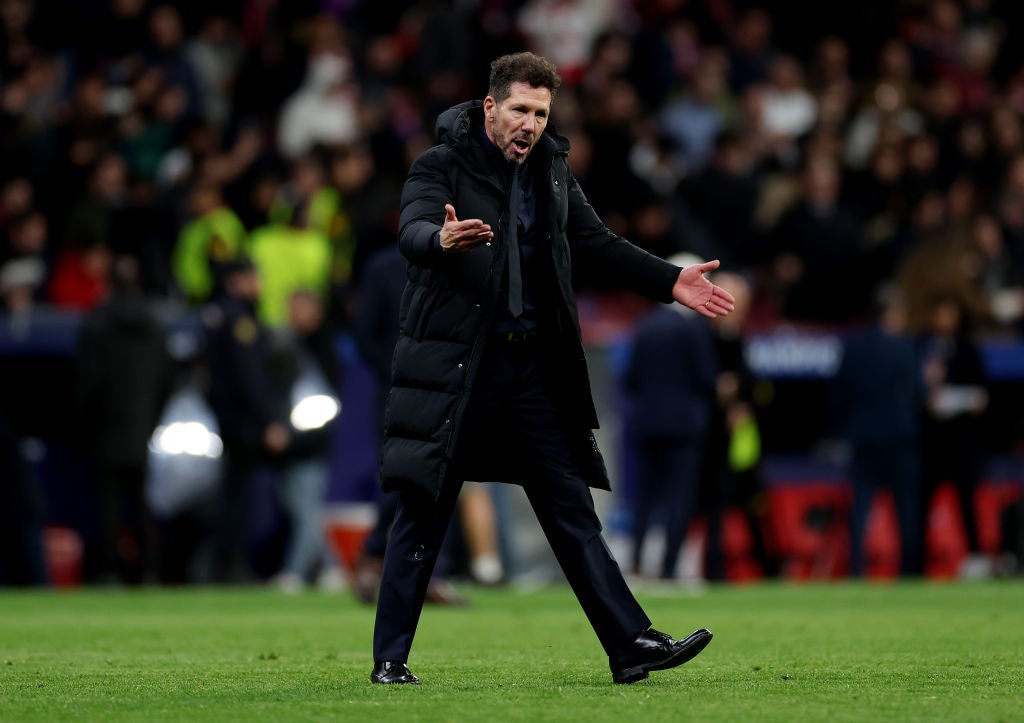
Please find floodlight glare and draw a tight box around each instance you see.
[290,394,341,431]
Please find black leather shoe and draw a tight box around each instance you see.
[609,628,713,684]
[370,660,421,685]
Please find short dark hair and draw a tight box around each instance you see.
[488,52,561,103]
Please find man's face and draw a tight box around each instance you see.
[484,81,552,164]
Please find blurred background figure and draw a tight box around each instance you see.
[917,293,992,578]
[202,256,289,583]
[831,287,926,577]
[700,271,776,581]
[73,255,175,584]
[249,183,333,330]
[0,413,48,586]
[49,153,127,312]
[266,288,345,593]
[622,254,717,581]
[172,182,249,306]
[767,154,868,324]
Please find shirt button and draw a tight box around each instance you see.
[457,363,464,369]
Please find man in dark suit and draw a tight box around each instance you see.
[831,288,926,576]
[623,264,717,580]
[371,52,734,686]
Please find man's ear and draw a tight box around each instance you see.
[483,96,496,120]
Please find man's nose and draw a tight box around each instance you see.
[521,114,537,133]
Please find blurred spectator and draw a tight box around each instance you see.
[965,212,1024,330]
[267,289,346,593]
[917,292,992,577]
[517,0,616,87]
[73,255,175,584]
[700,271,776,580]
[118,73,190,184]
[277,14,359,159]
[249,196,332,329]
[48,242,112,311]
[768,155,869,324]
[0,255,45,314]
[760,55,818,158]
[658,48,736,174]
[623,254,717,579]
[0,209,49,310]
[727,7,775,94]
[143,4,203,123]
[832,287,926,577]
[681,131,761,270]
[844,40,924,171]
[270,151,354,324]
[327,142,402,288]
[49,152,128,310]
[172,182,249,304]
[0,178,35,232]
[185,15,244,131]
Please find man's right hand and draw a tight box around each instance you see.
[439,204,493,253]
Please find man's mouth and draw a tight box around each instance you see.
[511,137,531,155]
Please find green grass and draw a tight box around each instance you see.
[1,581,1022,722]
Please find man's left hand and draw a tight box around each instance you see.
[672,260,736,318]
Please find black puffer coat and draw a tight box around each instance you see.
[381,101,681,498]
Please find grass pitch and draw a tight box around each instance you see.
[1,580,1022,721]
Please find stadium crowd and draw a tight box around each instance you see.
[3,0,1024,586]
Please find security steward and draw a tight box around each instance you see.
[371,52,735,685]
[203,256,291,583]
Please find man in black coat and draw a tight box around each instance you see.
[74,256,175,584]
[371,52,735,686]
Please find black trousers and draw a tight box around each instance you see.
[373,335,651,662]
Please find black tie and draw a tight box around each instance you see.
[506,166,523,318]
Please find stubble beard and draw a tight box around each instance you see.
[495,128,532,165]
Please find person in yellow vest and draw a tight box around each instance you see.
[172,183,249,304]
[249,204,332,329]
[270,153,356,324]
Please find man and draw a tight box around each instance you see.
[203,256,291,583]
[74,256,175,584]
[372,52,734,686]
[831,287,926,578]
[623,254,717,580]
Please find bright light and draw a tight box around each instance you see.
[291,394,341,431]
[149,422,223,458]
